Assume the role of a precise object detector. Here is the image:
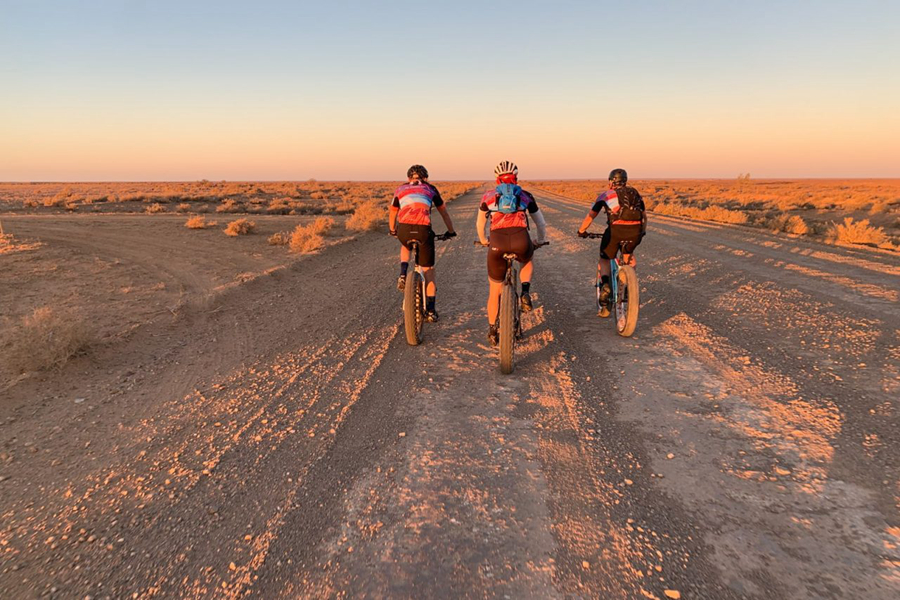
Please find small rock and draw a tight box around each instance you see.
[624,479,633,486]
[666,453,675,459]
[664,590,681,599]
[74,398,85,404]
[581,560,590,569]
[229,562,237,571]
[398,432,406,438]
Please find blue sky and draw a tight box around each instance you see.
[2,0,898,180]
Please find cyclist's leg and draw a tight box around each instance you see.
[620,224,642,266]
[598,226,614,280]
[520,260,533,284]
[486,231,509,324]
[487,279,503,323]
[516,230,535,283]
[396,223,415,275]
[421,267,435,295]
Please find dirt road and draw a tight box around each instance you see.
[1,189,898,599]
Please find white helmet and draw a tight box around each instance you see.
[494,161,518,178]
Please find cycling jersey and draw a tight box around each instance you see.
[392,182,444,226]
[480,188,539,230]
[591,185,645,226]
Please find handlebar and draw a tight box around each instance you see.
[578,232,604,239]
[435,231,457,241]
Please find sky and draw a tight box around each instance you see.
[1,0,898,181]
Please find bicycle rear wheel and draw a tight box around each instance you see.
[615,264,639,337]
[499,283,516,374]
[403,270,424,345]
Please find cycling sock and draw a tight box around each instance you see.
[400,262,409,277]
[601,275,611,286]
[426,296,436,312]
[521,282,531,295]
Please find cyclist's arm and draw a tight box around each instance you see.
[476,209,489,245]
[532,208,548,244]
[577,210,600,234]
[435,204,456,234]
[389,205,400,233]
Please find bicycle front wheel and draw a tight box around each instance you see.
[615,264,639,337]
[499,283,516,374]
[403,270,424,345]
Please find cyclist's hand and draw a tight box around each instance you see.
[389,229,398,237]
[445,231,457,238]
[577,230,589,238]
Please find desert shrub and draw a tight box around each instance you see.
[310,216,335,235]
[868,199,891,215]
[23,198,39,208]
[1,307,90,375]
[224,218,256,236]
[145,203,166,214]
[345,201,386,231]
[290,223,325,253]
[176,203,192,212]
[267,198,293,214]
[185,216,211,229]
[770,213,809,235]
[196,204,210,213]
[826,217,890,247]
[268,231,290,246]
[217,199,243,213]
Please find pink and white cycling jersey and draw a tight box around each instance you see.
[480,187,539,230]
[392,182,444,226]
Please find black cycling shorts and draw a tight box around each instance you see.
[397,223,436,267]
[487,227,534,282]
[600,224,643,260]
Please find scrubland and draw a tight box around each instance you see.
[0,180,478,221]
[530,179,900,250]
[0,181,479,381]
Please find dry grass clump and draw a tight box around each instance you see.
[176,203,192,213]
[289,223,325,253]
[268,231,290,246]
[185,216,212,229]
[1,307,90,375]
[345,201,386,232]
[827,218,890,248]
[216,199,244,213]
[145,202,166,214]
[770,213,809,235]
[224,218,256,236]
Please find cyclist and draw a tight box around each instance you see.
[389,165,457,322]
[577,168,646,317]
[477,161,548,345]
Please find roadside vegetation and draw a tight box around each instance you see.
[530,178,900,249]
[0,307,91,377]
[0,181,480,224]
[224,218,256,236]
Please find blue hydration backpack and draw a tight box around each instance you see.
[495,183,522,214]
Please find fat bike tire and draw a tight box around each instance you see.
[404,270,424,345]
[499,284,516,374]
[616,264,640,337]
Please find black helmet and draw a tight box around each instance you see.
[407,164,429,180]
[609,168,628,185]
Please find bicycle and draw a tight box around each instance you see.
[580,233,639,337]
[475,239,549,374]
[402,232,454,346]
